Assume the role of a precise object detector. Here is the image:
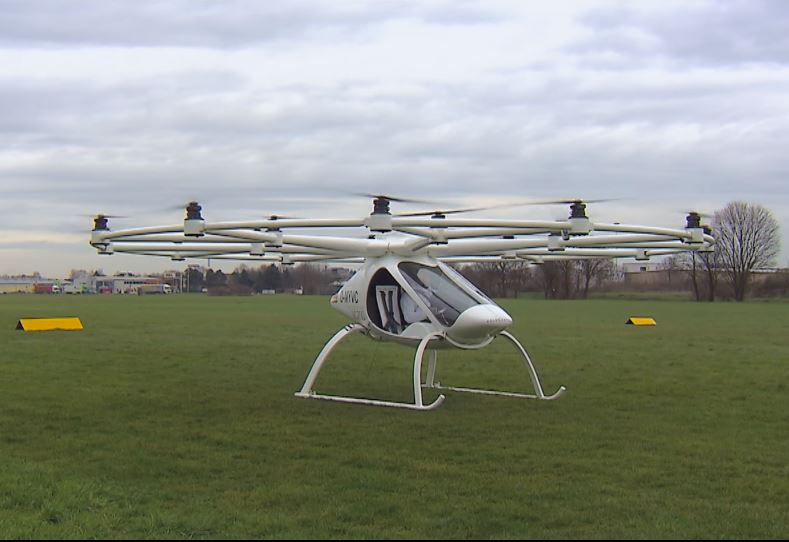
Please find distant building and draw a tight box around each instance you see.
[621,261,685,290]
[67,272,182,294]
[103,276,165,294]
[67,271,96,294]
[1,271,180,295]
[622,262,662,274]
[0,278,36,294]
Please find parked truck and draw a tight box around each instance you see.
[137,284,172,295]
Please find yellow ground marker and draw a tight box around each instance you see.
[626,317,657,326]
[16,317,84,331]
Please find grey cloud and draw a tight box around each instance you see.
[3,65,787,213]
[0,0,378,48]
[573,0,789,67]
[3,2,788,274]
[0,0,502,49]
[2,66,788,266]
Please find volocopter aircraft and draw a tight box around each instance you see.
[90,196,715,411]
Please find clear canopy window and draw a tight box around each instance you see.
[397,262,481,327]
[440,263,494,304]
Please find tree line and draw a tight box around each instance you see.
[184,263,351,296]
[458,259,620,300]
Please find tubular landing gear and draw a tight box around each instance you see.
[295,324,445,411]
[294,325,565,411]
[424,331,566,401]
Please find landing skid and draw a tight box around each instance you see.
[295,324,446,411]
[424,331,566,401]
[295,326,565,410]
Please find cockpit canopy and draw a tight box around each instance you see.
[397,262,484,327]
[366,261,494,335]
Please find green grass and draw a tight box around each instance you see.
[0,294,787,539]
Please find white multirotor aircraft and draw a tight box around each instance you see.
[90,195,714,411]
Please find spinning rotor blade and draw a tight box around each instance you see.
[78,213,129,219]
[395,206,492,217]
[527,197,620,205]
[682,209,715,231]
[527,197,622,221]
[681,209,714,218]
[87,213,132,231]
[349,192,439,205]
[156,195,205,213]
[163,204,187,212]
[394,198,619,218]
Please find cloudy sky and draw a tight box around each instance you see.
[1,0,787,276]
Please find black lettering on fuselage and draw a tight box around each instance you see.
[338,289,359,304]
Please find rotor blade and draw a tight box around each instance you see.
[162,201,202,213]
[393,198,620,217]
[395,207,491,217]
[151,195,204,213]
[527,197,621,205]
[78,213,129,219]
[681,209,714,218]
[348,192,439,205]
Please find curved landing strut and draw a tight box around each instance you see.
[295,326,564,410]
[295,324,446,411]
[424,331,566,400]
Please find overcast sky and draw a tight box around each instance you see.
[1,0,787,276]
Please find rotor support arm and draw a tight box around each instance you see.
[395,227,549,241]
[392,218,571,230]
[194,229,372,254]
[427,238,547,258]
[204,218,367,231]
[592,223,695,241]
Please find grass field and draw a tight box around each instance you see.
[0,294,787,539]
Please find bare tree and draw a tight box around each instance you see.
[686,252,702,301]
[536,261,561,299]
[559,260,581,299]
[536,260,581,299]
[674,251,719,301]
[714,202,780,301]
[494,260,532,298]
[293,263,334,294]
[458,261,532,298]
[579,258,616,298]
[699,251,720,301]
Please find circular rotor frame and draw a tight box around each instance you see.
[90,205,715,265]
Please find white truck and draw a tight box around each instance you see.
[137,284,172,295]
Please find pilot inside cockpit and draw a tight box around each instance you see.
[400,285,429,324]
[373,263,484,335]
[398,262,481,328]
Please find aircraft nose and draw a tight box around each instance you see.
[447,304,513,344]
